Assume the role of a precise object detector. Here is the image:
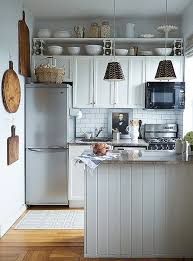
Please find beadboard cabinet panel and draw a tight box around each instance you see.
[154,165,167,255]
[131,164,143,257]
[85,162,193,258]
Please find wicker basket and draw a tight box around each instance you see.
[35,67,65,84]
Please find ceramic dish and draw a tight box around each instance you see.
[139,50,153,56]
[157,25,178,36]
[154,47,172,56]
[140,33,155,38]
[115,49,128,56]
[85,45,102,55]
[37,29,51,38]
[48,45,63,55]
[67,46,80,55]
[53,30,71,38]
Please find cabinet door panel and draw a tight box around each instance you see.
[114,57,129,107]
[146,56,184,82]
[94,57,114,108]
[69,145,90,201]
[73,57,94,108]
[128,57,145,108]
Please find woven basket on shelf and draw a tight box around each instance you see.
[35,67,65,84]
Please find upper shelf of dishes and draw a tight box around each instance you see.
[33,22,184,57]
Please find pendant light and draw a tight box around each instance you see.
[104,0,125,81]
[155,0,176,80]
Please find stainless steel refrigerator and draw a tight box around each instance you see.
[25,83,75,205]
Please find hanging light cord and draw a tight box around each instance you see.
[113,0,116,61]
[164,0,168,60]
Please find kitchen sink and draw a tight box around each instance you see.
[80,137,112,142]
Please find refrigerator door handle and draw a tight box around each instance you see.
[28,147,68,152]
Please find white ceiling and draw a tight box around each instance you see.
[24,0,192,19]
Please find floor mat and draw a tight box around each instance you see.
[15,210,84,229]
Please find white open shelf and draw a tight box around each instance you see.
[33,37,183,45]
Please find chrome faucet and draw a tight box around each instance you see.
[95,127,104,137]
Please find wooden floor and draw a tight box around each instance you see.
[0,207,192,261]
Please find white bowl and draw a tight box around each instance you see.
[155,48,172,56]
[139,50,153,56]
[85,45,102,55]
[115,49,128,56]
[53,30,71,38]
[67,46,80,55]
[48,45,63,55]
[37,29,51,38]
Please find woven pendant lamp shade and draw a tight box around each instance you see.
[104,62,125,81]
[155,60,176,80]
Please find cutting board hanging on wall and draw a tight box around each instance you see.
[18,11,31,77]
[7,125,19,165]
[2,61,21,113]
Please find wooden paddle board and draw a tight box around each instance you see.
[18,11,31,77]
[7,125,19,165]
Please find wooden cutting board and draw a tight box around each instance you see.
[7,126,19,165]
[2,61,21,113]
[18,11,31,77]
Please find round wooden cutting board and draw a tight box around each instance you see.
[2,61,21,113]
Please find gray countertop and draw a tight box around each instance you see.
[82,150,193,164]
[69,138,149,147]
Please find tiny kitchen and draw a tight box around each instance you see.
[1,0,193,260]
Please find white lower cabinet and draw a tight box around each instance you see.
[85,163,193,258]
[68,145,90,208]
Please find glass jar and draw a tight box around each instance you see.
[101,21,111,38]
[88,23,100,38]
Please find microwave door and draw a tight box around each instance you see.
[151,87,175,109]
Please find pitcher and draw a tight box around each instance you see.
[125,23,135,38]
[126,125,139,141]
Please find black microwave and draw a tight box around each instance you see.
[145,82,185,109]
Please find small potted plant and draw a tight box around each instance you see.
[184,131,193,153]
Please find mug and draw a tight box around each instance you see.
[74,25,85,38]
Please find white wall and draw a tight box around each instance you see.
[0,0,33,237]
[182,1,193,39]
[182,1,193,137]
[183,57,193,136]
[76,109,183,138]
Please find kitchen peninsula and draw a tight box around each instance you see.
[84,150,193,258]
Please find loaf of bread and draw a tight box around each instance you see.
[93,143,109,156]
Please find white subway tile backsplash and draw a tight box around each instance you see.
[76,109,184,138]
